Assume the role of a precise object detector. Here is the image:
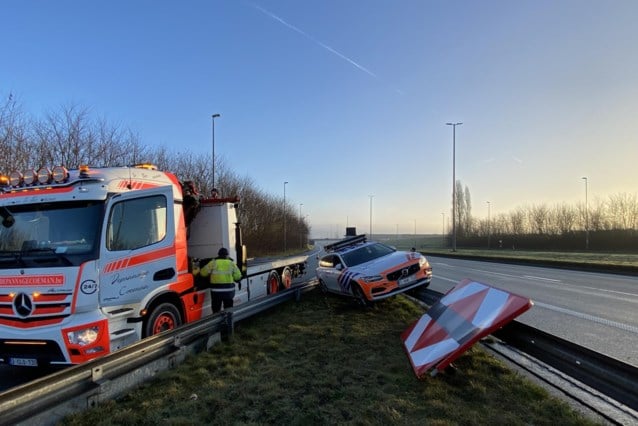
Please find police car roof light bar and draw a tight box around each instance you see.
[324,234,367,252]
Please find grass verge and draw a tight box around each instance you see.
[61,290,599,425]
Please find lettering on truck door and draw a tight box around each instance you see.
[100,187,176,305]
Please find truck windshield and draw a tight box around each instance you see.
[0,201,103,267]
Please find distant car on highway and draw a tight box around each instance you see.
[316,235,432,306]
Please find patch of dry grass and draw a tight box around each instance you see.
[61,291,600,425]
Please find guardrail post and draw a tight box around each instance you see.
[221,311,234,341]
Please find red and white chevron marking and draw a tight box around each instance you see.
[402,279,533,378]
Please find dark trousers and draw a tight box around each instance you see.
[211,289,235,313]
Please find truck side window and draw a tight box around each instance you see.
[106,195,167,251]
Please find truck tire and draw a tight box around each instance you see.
[267,271,280,294]
[281,267,293,289]
[144,302,182,337]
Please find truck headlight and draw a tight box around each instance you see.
[419,256,428,267]
[67,327,99,346]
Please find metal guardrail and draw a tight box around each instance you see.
[492,321,638,411]
[0,281,317,426]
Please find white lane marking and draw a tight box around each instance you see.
[523,275,561,283]
[580,286,638,297]
[436,276,461,284]
[535,301,638,335]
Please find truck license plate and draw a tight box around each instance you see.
[9,357,38,367]
[398,275,416,286]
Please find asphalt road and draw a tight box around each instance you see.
[423,255,638,367]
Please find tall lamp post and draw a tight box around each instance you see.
[299,203,303,249]
[369,195,374,239]
[487,201,491,249]
[283,181,288,252]
[582,177,589,250]
[446,122,462,251]
[211,113,221,190]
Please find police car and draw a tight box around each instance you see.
[316,235,432,306]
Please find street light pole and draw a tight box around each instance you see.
[211,114,221,190]
[487,201,491,249]
[446,122,462,252]
[283,181,288,253]
[299,203,303,249]
[369,195,374,239]
[582,177,589,250]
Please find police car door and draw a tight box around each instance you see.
[99,186,176,307]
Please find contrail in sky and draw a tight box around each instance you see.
[252,3,378,79]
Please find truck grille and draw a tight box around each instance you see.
[0,292,72,327]
[386,263,420,281]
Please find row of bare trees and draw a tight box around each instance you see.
[452,180,638,250]
[0,93,308,256]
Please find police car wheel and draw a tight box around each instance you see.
[352,284,371,307]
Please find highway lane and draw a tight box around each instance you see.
[422,255,638,367]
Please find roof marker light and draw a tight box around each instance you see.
[135,163,157,170]
[78,165,90,178]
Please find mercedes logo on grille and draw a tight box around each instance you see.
[13,293,34,318]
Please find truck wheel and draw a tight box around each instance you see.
[281,267,293,289]
[352,283,372,307]
[145,303,182,337]
[267,271,280,294]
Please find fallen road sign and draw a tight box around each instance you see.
[402,279,533,378]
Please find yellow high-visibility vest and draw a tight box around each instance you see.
[200,258,241,285]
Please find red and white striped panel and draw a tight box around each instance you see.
[402,279,533,378]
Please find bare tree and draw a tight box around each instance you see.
[0,92,33,171]
[509,208,526,235]
[553,203,577,235]
[529,204,549,234]
[607,193,638,230]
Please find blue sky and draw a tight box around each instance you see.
[3,1,637,238]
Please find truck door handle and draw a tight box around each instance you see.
[153,268,176,281]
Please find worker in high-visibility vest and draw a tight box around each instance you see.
[199,247,242,313]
